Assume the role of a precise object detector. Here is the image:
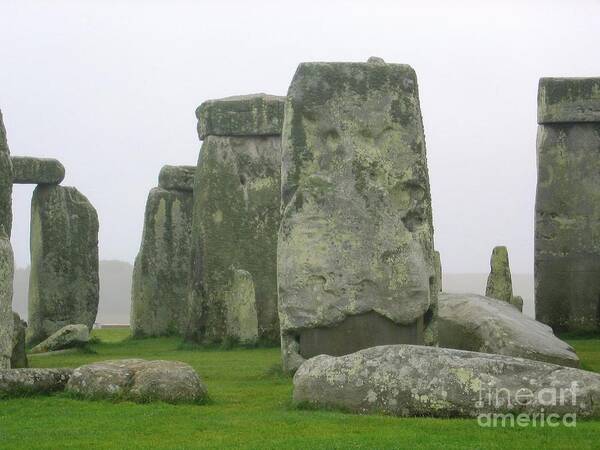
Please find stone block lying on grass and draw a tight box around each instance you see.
[438,293,579,368]
[293,345,600,418]
[0,368,72,397]
[66,359,207,404]
[30,324,90,354]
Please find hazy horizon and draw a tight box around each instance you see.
[2,1,600,273]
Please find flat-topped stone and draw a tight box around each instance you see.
[278,60,437,372]
[158,165,195,192]
[538,77,600,123]
[293,345,600,418]
[196,93,285,140]
[11,156,65,185]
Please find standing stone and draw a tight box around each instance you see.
[186,94,283,343]
[11,312,27,368]
[27,185,99,346]
[485,246,513,302]
[536,77,600,332]
[434,250,442,292]
[223,269,258,343]
[131,184,193,337]
[278,60,437,372]
[0,233,14,369]
[11,156,65,185]
[0,109,13,237]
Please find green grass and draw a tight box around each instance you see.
[0,330,598,449]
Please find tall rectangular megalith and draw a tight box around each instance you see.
[535,77,600,332]
[278,59,437,372]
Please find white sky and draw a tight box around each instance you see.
[1,0,599,272]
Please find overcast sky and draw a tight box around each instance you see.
[1,0,599,272]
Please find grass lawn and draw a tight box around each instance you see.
[0,329,599,449]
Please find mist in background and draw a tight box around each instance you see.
[2,1,600,319]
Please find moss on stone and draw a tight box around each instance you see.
[27,185,99,346]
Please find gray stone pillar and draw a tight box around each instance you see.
[278,59,437,372]
[131,167,194,337]
[0,232,14,369]
[27,185,99,345]
[186,94,284,344]
[535,77,600,332]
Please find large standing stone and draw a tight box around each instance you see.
[0,233,14,369]
[278,60,437,372]
[11,156,65,185]
[186,94,283,343]
[27,185,99,346]
[0,109,12,236]
[11,312,27,368]
[485,246,513,303]
[535,77,600,332]
[131,185,193,337]
[438,293,579,368]
[293,345,600,418]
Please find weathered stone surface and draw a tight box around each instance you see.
[66,359,207,403]
[510,295,524,312]
[278,61,437,372]
[158,165,195,192]
[0,109,12,236]
[0,368,72,397]
[30,324,90,354]
[27,185,99,346]
[434,250,442,292]
[538,77,600,123]
[11,312,27,368]
[223,269,258,343]
[293,345,600,418]
[438,293,579,368]
[485,246,513,303]
[196,94,285,140]
[536,81,600,332]
[0,233,14,369]
[131,187,193,337]
[11,156,65,185]
[186,134,281,343]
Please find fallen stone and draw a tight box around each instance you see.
[187,95,283,344]
[485,246,513,303]
[66,359,207,403]
[535,77,600,333]
[0,109,12,236]
[158,165,195,192]
[131,187,193,337]
[293,345,600,418]
[538,77,600,123]
[27,185,99,346]
[11,156,65,185]
[0,233,14,369]
[30,324,90,354]
[278,60,437,372]
[11,312,27,368]
[438,293,579,368]
[196,93,285,140]
[0,368,72,397]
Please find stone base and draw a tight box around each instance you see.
[299,311,423,360]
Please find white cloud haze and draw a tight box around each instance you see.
[1,0,599,272]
